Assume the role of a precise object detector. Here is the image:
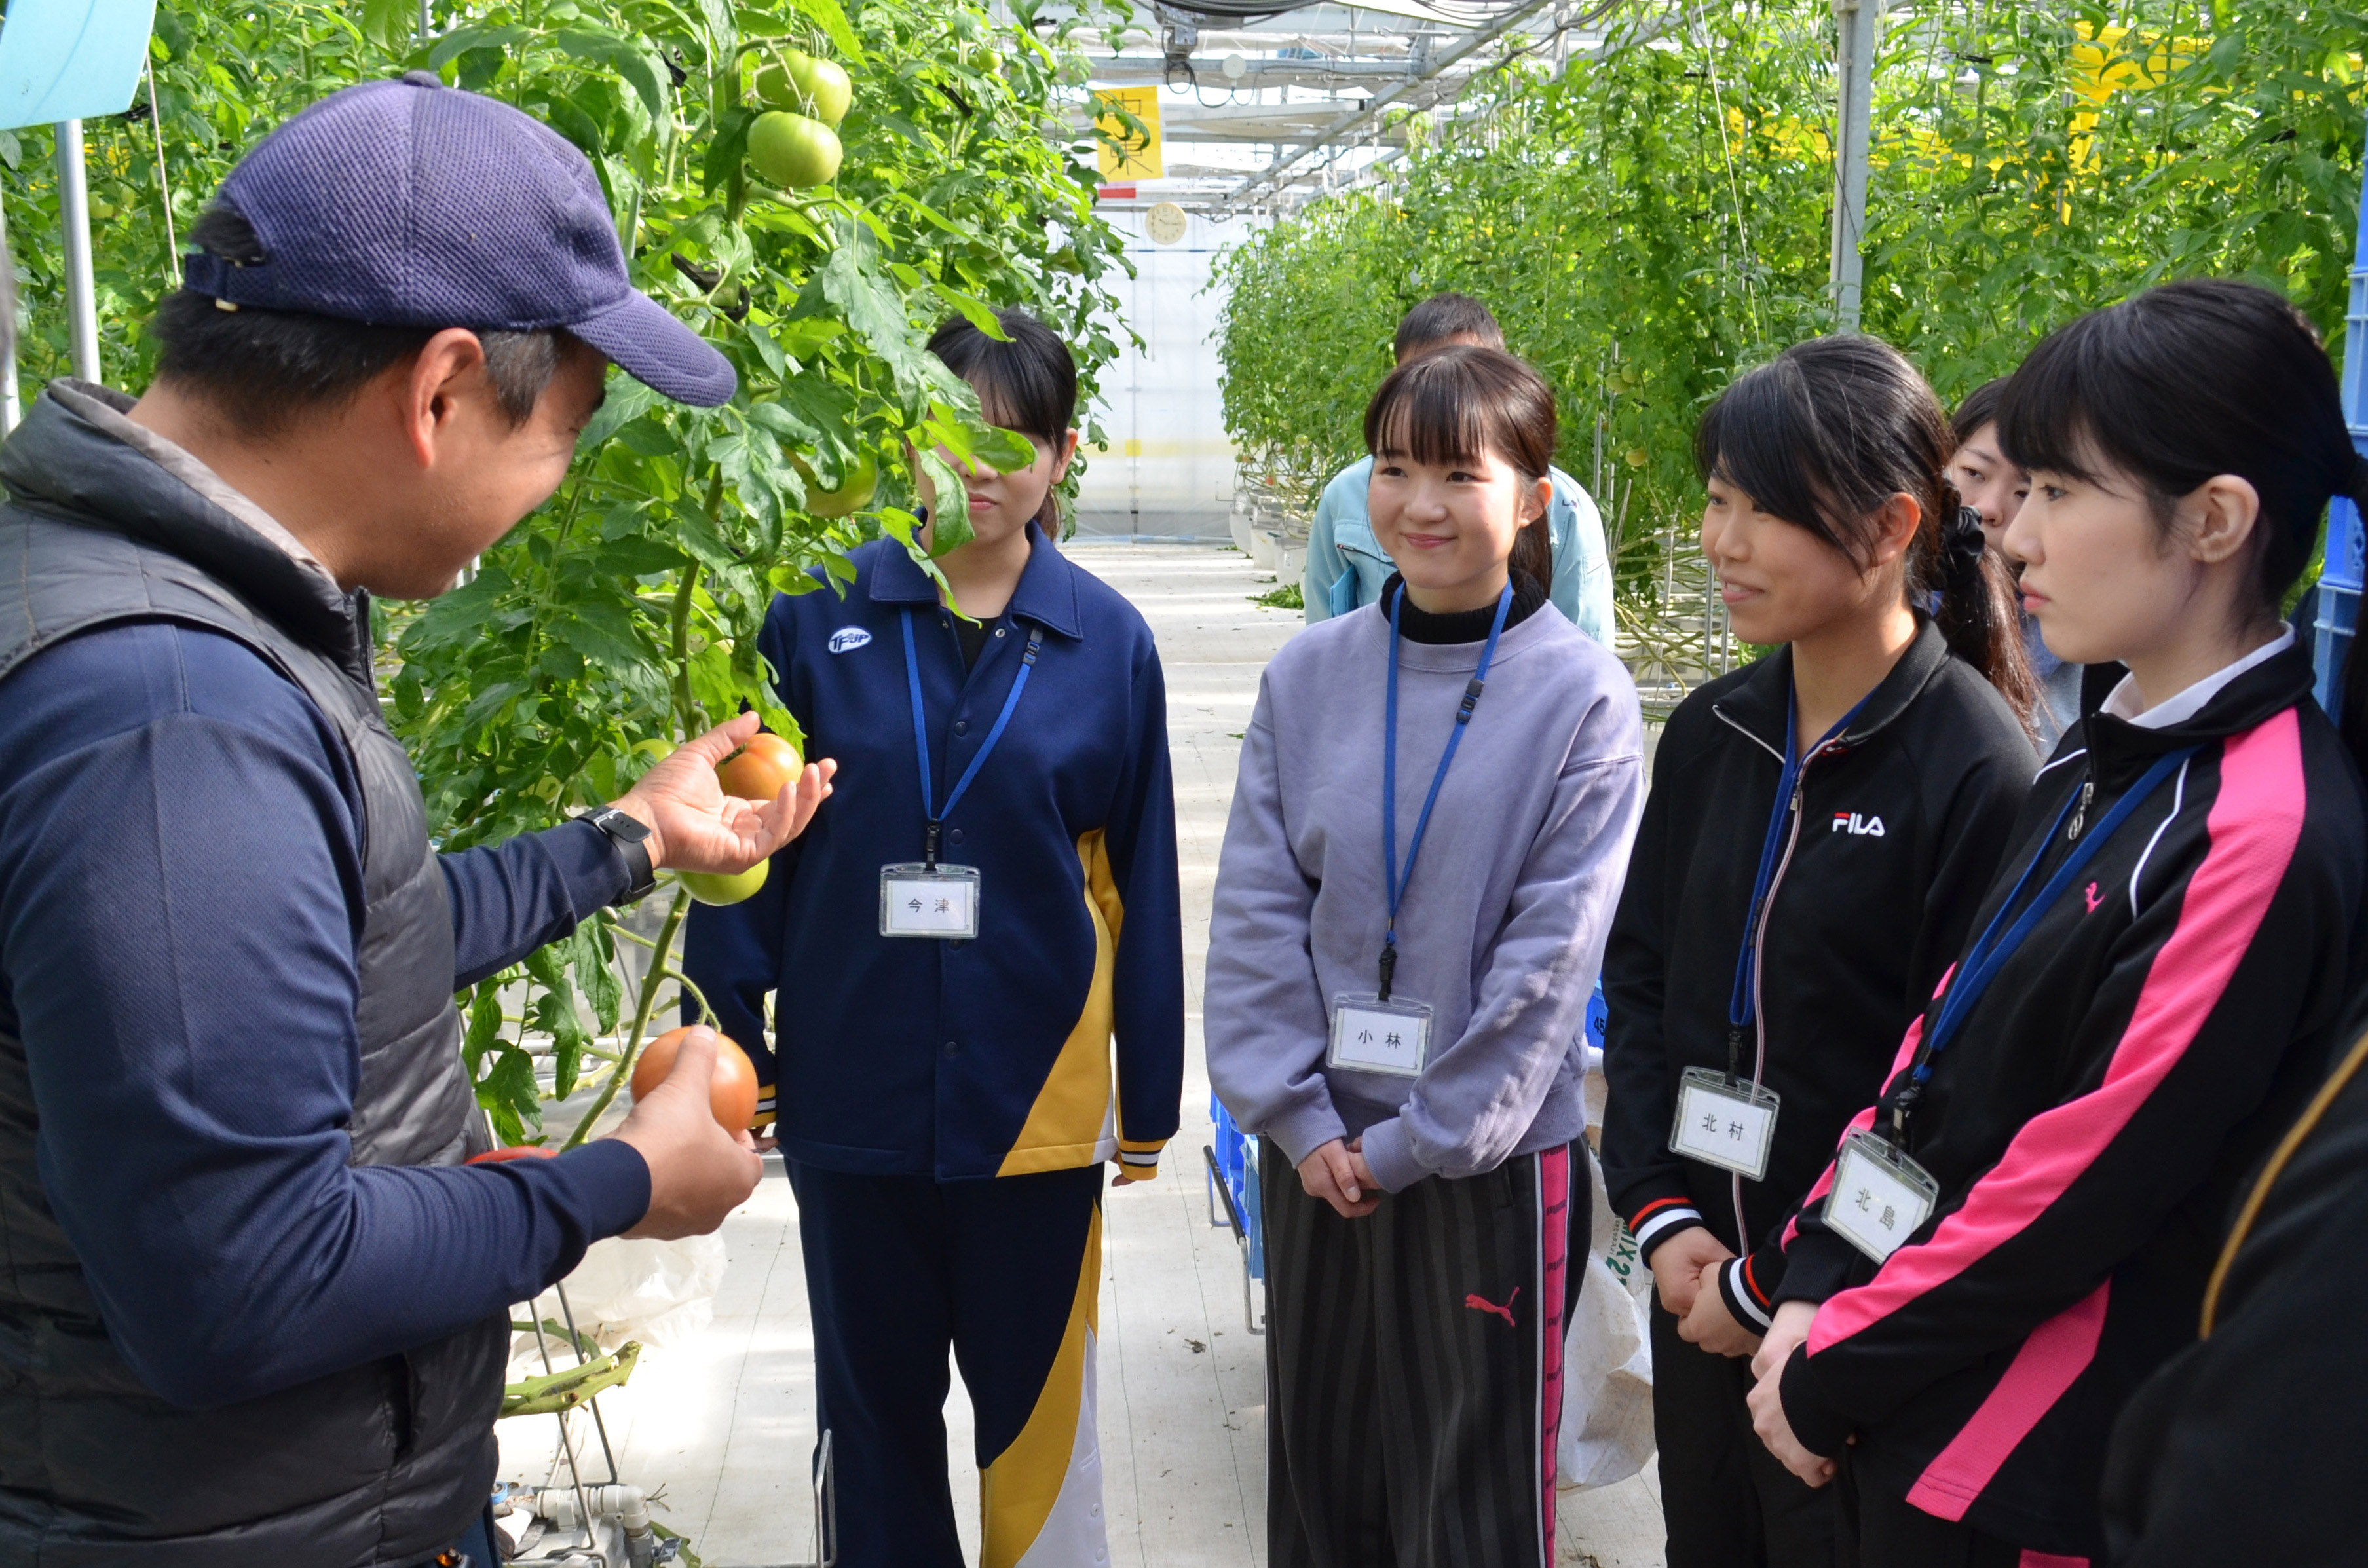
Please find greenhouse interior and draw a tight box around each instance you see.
[0,0,2362,1565]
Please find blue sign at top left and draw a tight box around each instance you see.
[0,0,160,131]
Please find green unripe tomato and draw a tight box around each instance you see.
[679,859,770,906]
[748,111,843,190]
[793,451,879,518]
[755,50,852,127]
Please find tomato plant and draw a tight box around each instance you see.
[0,0,1132,1145]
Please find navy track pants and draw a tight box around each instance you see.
[789,1161,1106,1568]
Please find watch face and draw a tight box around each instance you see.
[1146,201,1188,245]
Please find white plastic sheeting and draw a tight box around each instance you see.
[1072,208,1263,540]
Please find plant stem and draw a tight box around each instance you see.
[671,557,705,737]
[666,969,718,1028]
[563,887,689,1148]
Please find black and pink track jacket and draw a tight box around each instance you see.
[1773,641,2367,1560]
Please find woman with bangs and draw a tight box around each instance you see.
[1207,345,1645,1567]
[1599,335,2039,1568]
[1746,280,2368,1565]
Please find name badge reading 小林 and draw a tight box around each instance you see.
[1327,994,1433,1079]
[879,863,980,939]
[1669,1066,1780,1182]
[1824,1129,1940,1263]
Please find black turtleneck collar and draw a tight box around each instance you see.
[1379,569,1547,645]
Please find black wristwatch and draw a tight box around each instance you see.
[586,806,658,905]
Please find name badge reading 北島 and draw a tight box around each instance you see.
[1824,1130,1940,1263]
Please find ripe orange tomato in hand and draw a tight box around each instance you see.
[716,732,803,802]
[631,1026,761,1132]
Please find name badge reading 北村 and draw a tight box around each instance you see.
[1669,1066,1780,1182]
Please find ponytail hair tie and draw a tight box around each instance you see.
[1943,503,1989,589]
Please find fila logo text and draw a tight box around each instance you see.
[1830,812,1886,837]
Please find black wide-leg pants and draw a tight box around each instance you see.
[1259,1138,1579,1568]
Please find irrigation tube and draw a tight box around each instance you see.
[1215,0,1560,213]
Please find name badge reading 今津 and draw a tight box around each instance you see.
[1669,1066,1780,1182]
[1824,1130,1940,1263]
[880,863,980,939]
[1326,994,1433,1079]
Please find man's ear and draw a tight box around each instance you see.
[400,328,492,468]
[1048,428,1081,485]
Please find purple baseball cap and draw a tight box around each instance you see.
[179,72,736,407]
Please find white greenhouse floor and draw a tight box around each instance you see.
[497,542,1668,1567]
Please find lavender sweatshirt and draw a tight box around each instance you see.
[1205,600,1645,1193]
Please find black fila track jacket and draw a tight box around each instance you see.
[1601,620,2035,1330]
[1773,642,2368,1558]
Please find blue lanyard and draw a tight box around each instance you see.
[1378,582,1514,999]
[1724,684,1872,1072]
[1896,745,2199,1128]
[901,608,1043,867]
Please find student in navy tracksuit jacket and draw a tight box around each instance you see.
[1748,280,2368,1567]
[1600,335,2037,1568]
[682,310,1184,1568]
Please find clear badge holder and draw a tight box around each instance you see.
[1824,1129,1941,1263]
[1668,1066,1781,1181]
[1326,994,1433,1078]
[879,863,981,939]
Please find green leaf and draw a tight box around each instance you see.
[782,0,864,63]
[584,376,667,455]
[429,22,534,69]
[931,279,1006,337]
[552,28,671,129]
[573,922,624,1034]
[702,106,757,196]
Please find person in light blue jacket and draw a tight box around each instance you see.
[1305,293,1618,644]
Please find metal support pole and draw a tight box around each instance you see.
[0,191,20,436]
[54,120,102,383]
[1828,0,1877,332]
[419,0,433,45]
[2312,145,2368,715]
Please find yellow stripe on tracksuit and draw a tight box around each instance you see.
[999,831,1166,1181]
[980,1202,1106,1567]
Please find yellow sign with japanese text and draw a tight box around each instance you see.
[1093,86,1163,182]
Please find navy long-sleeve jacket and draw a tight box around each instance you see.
[681,529,1185,1180]
[0,619,649,1409]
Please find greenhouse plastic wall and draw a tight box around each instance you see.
[2313,150,2368,714]
[1071,208,1256,541]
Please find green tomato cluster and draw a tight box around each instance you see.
[749,49,853,190]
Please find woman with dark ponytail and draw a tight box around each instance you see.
[1746,279,2368,1568]
[1599,334,2038,1568]
[1951,377,2085,747]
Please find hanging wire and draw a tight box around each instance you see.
[1690,6,1762,343]
[145,57,179,287]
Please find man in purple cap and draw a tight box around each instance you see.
[0,75,833,1565]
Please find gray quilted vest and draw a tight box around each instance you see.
[0,384,502,1565]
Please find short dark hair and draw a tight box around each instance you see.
[1363,343,1557,589]
[924,307,1078,449]
[925,307,1079,534]
[149,202,575,436]
[1951,377,2011,445]
[1395,293,1503,362]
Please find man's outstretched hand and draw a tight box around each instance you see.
[614,1027,764,1238]
[611,713,836,874]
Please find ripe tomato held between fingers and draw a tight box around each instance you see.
[631,1026,762,1133]
[717,732,803,800]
